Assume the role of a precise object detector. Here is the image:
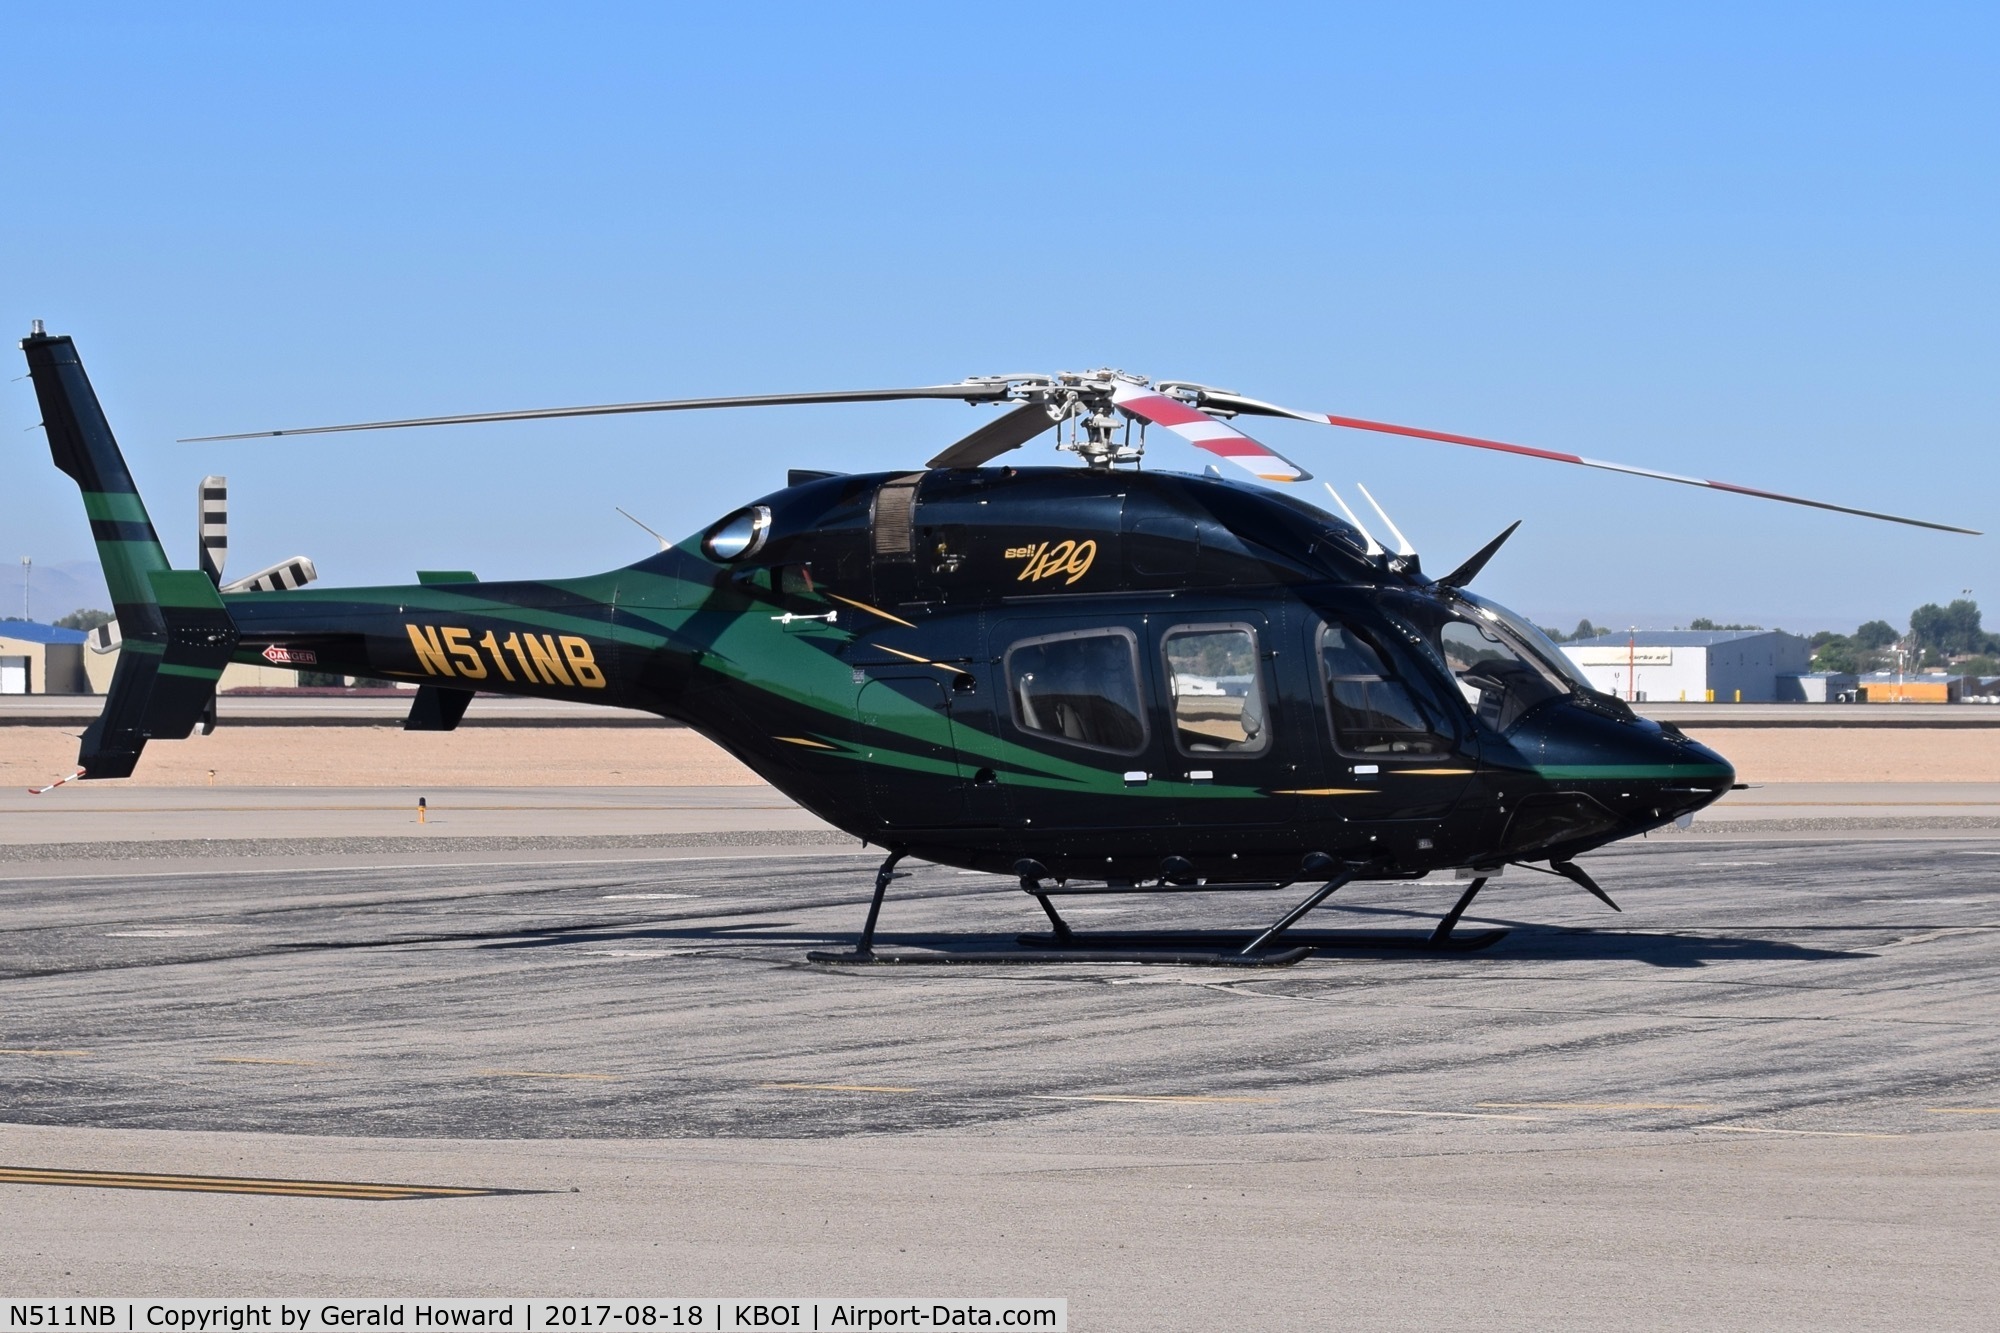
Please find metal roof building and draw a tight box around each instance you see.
[0,620,90,695]
[1559,629,1811,704]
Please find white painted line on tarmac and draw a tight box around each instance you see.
[1031,1094,1280,1105]
[1703,1126,1903,1139]
[0,848,875,884]
[1352,1108,1542,1121]
[1478,1101,1714,1111]
[0,1048,92,1057]
[577,948,704,958]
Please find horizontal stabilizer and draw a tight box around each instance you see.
[77,571,238,778]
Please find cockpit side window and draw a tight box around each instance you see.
[1006,627,1149,755]
[1320,623,1452,757]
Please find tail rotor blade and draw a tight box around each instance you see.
[197,475,227,584]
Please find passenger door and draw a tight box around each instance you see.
[1150,614,1299,830]
[992,617,1158,833]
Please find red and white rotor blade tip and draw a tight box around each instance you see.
[1109,384,1312,483]
[1202,392,1978,535]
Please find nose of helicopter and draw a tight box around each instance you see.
[1505,699,1737,851]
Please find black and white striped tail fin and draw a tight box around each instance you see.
[198,475,227,584]
[89,620,122,654]
[220,556,318,595]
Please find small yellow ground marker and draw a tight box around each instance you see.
[763,1082,918,1094]
[1927,1107,2000,1115]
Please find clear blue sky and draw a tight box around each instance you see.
[4,2,1994,633]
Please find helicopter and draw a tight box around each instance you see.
[20,325,1978,967]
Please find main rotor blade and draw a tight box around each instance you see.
[181,383,1017,442]
[1197,390,1979,535]
[926,403,1059,469]
[1109,385,1312,483]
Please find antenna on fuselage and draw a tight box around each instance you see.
[616,506,672,552]
[1355,483,1417,559]
[1322,483,1385,558]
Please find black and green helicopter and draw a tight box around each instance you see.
[21,324,1978,965]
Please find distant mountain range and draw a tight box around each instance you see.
[5,558,111,624]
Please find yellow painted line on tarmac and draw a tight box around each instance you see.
[1703,1126,1904,1139]
[1031,1094,1281,1105]
[1927,1107,2000,1115]
[475,1069,618,1081]
[0,1048,91,1057]
[212,1057,327,1067]
[1353,1107,1542,1121]
[763,1082,919,1094]
[0,1165,513,1200]
[1479,1101,1715,1111]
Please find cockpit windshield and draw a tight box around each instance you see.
[1386,590,1585,733]
[1454,590,1597,692]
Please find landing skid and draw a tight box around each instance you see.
[805,945,1313,968]
[803,850,1507,969]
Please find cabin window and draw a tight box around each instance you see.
[1163,624,1269,755]
[1321,623,1451,756]
[1006,627,1148,754]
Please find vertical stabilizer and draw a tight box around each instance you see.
[24,330,173,639]
[21,327,236,777]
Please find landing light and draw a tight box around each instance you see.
[703,505,771,561]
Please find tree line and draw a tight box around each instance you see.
[1810,599,1996,675]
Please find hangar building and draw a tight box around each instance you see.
[1559,629,1811,704]
[0,621,91,694]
